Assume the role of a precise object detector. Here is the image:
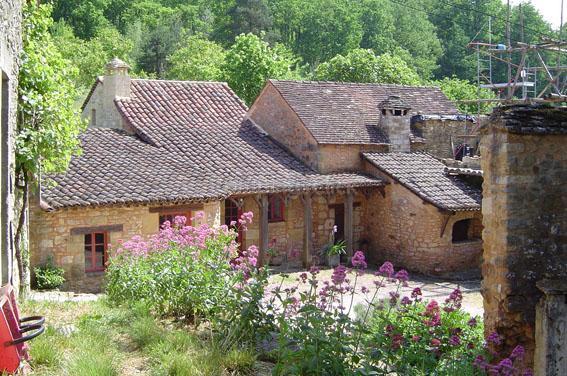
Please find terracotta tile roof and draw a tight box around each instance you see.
[269,80,460,145]
[43,80,384,209]
[363,152,481,211]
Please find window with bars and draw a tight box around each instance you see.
[268,195,285,222]
[84,232,107,272]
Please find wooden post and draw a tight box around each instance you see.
[256,194,269,267]
[345,189,354,258]
[302,193,313,268]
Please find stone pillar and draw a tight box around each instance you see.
[345,189,354,258]
[534,279,567,376]
[379,96,411,153]
[257,194,269,267]
[480,104,567,367]
[302,193,313,268]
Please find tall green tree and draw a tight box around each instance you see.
[167,35,226,81]
[293,0,363,67]
[214,0,274,44]
[433,76,495,114]
[51,0,111,39]
[17,3,86,293]
[52,22,133,92]
[222,33,300,104]
[314,48,421,85]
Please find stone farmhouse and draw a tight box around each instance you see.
[30,59,482,292]
[0,0,22,287]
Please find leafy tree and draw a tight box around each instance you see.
[314,49,421,85]
[215,0,274,44]
[222,33,300,104]
[167,35,226,81]
[294,0,363,67]
[51,0,111,39]
[358,0,396,54]
[16,3,86,293]
[434,76,495,114]
[52,22,133,92]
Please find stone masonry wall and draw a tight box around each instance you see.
[412,119,477,159]
[364,163,483,276]
[318,144,388,173]
[30,202,220,292]
[480,105,567,367]
[0,0,22,287]
[248,83,320,170]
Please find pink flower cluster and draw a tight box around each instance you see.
[231,245,259,279]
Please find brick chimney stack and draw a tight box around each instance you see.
[379,95,411,153]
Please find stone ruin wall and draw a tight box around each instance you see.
[480,105,567,369]
[412,118,478,159]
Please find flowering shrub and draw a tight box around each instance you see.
[105,213,267,349]
[106,217,532,375]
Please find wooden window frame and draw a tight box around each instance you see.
[268,195,285,223]
[84,231,108,273]
[158,212,192,229]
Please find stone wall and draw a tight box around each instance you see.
[412,118,477,159]
[480,105,567,368]
[364,163,483,276]
[318,144,388,173]
[0,0,22,287]
[248,82,320,170]
[30,202,220,292]
[82,70,131,130]
[235,192,368,263]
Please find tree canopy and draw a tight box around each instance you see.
[45,0,559,104]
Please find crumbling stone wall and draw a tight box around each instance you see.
[480,105,567,367]
[364,163,483,276]
[30,202,220,292]
[412,118,477,159]
[0,0,22,287]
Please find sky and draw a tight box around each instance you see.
[508,0,566,29]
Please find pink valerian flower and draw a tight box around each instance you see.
[487,331,502,346]
[391,333,404,349]
[361,286,369,294]
[331,265,347,285]
[400,296,412,305]
[411,335,420,342]
[378,261,394,277]
[394,269,409,282]
[299,272,308,283]
[424,300,439,316]
[510,345,525,360]
[229,220,237,227]
[498,358,514,376]
[411,287,422,301]
[351,251,367,269]
[430,338,441,347]
[231,245,259,279]
[424,312,441,327]
[309,265,320,275]
[448,335,461,346]
[468,317,478,327]
[444,288,463,312]
[389,291,399,304]
[522,369,534,376]
[473,355,487,369]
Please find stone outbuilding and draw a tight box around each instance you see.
[30,61,483,292]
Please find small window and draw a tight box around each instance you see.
[84,232,107,272]
[91,109,96,126]
[452,219,482,243]
[394,109,403,116]
[268,195,285,222]
[381,109,387,115]
[159,212,191,229]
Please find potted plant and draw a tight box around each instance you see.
[326,240,346,267]
[266,247,283,266]
[33,255,65,290]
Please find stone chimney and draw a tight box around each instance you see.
[379,95,411,153]
[85,57,131,129]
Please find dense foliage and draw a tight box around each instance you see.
[15,3,86,293]
[33,256,66,290]
[107,215,533,375]
[47,0,561,106]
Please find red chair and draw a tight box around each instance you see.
[0,284,44,374]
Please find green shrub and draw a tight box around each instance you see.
[34,256,65,290]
